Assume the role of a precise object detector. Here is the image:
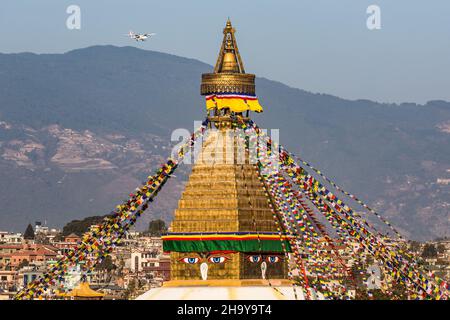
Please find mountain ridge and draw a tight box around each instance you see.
[0,45,449,240]
[4,45,449,107]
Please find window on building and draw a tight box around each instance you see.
[134,256,139,271]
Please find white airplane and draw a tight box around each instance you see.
[127,31,156,42]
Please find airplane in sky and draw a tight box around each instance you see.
[127,31,156,42]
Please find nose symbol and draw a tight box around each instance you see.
[261,261,267,280]
[200,262,208,280]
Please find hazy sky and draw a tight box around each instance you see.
[0,0,449,104]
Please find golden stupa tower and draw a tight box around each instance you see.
[161,19,290,287]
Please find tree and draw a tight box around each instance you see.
[96,255,116,272]
[421,243,438,259]
[34,232,50,245]
[18,259,29,269]
[53,233,64,242]
[147,219,167,236]
[62,215,111,236]
[409,241,420,253]
[23,224,35,240]
[124,279,137,300]
[436,243,446,254]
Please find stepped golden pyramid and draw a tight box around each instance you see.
[138,19,310,300]
[169,131,288,283]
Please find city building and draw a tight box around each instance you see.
[52,233,82,255]
[0,270,16,291]
[0,232,23,244]
[9,244,58,268]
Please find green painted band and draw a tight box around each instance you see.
[163,239,291,253]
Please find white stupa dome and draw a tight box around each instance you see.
[136,285,324,300]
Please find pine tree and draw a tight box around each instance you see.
[421,243,438,258]
[23,223,35,240]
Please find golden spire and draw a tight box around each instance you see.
[201,19,256,96]
[214,18,245,74]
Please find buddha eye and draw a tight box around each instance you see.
[247,255,262,263]
[266,256,281,263]
[181,257,199,264]
[208,256,227,264]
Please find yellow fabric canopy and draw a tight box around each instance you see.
[206,94,263,113]
[58,282,105,298]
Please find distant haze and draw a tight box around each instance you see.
[0,0,449,104]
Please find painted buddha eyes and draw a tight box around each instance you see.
[181,257,199,264]
[247,255,281,263]
[248,255,262,263]
[267,256,280,263]
[180,256,228,264]
[208,256,228,264]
